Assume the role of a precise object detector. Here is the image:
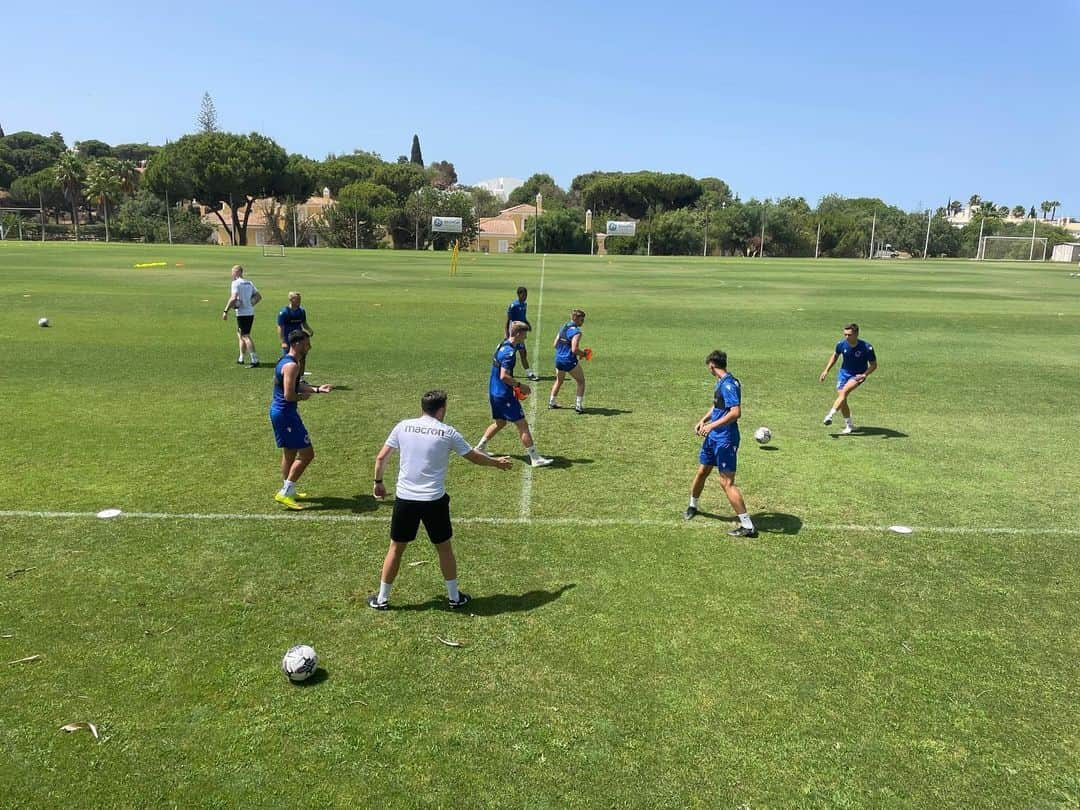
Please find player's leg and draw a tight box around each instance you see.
[519,346,538,381]
[245,329,259,367]
[286,446,315,483]
[549,370,566,408]
[475,417,507,452]
[716,452,756,536]
[833,378,860,432]
[513,417,552,466]
[272,413,309,508]
[280,449,297,483]
[424,495,468,607]
[568,365,586,413]
[236,324,245,364]
[369,498,422,608]
[685,462,713,519]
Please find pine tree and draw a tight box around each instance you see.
[410,134,423,167]
[198,93,219,133]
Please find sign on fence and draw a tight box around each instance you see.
[606,221,636,236]
[431,216,463,234]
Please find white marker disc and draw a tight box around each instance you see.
[96,508,122,519]
[888,525,913,535]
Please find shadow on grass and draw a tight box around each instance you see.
[289,667,329,687]
[757,445,781,452]
[510,455,594,470]
[578,406,632,417]
[830,426,908,439]
[390,584,577,616]
[300,494,379,513]
[689,510,803,535]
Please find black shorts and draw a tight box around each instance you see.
[236,315,254,336]
[390,494,452,544]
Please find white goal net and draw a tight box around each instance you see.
[261,244,286,257]
[977,236,1047,261]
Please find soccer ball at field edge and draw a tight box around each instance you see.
[753,426,772,444]
[38,317,50,327]
[281,644,318,682]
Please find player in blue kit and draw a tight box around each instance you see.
[269,330,333,510]
[505,286,538,381]
[277,291,313,355]
[548,309,587,414]
[475,321,553,467]
[819,323,877,434]
[684,350,757,537]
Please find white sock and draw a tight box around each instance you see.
[575,396,583,407]
[475,437,487,451]
[238,353,244,363]
[827,408,837,419]
[689,496,699,508]
[738,513,754,529]
[445,578,460,602]
[377,581,392,603]
[250,353,259,364]
[281,480,296,496]
[549,397,556,405]
[525,368,534,376]
[845,417,853,427]
[526,445,540,460]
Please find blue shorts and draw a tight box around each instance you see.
[555,357,578,372]
[699,442,738,473]
[270,408,311,449]
[489,394,524,422]
[837,370,866,391]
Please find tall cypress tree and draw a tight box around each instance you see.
[410,134,423,167]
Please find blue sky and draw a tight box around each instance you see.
[5,0,1078,214]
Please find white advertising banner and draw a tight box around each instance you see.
[431,216,463,233]
[606,221,637,236]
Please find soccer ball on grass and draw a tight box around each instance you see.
[281,644,318,682]
[753,426,772,444]
[38,317,50,327]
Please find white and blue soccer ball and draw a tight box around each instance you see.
[38,317,50,327]
[753,426,773,444]
[281,644,318,682]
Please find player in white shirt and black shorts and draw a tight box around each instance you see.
[221,264,262,367]
[369,390,512,611]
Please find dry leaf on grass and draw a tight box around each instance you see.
[407,561,428,567]
[1,634,13,639]
[8,654,44,665]
[436,637,464,648]
[60,721,99,739]
[5,567,35,579]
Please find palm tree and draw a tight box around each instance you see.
[948,200,963,216]
[1011,205,1025,219]
[1040,201,1052,220]
[83,158,122,242]
[1049,200,1061,221]
[968,194,981,210]
[54,152,85,240]
[116,159,140,195]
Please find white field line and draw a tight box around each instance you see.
[518,254,546,521]
[1,510,1078,535]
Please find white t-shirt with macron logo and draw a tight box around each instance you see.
[385,415,472,501]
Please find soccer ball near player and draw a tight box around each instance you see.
[753,426,772,444]
[281,644,318,682]
[38,317,50,327]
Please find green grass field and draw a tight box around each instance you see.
[2,242,1078,807]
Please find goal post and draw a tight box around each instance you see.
[976,235,1047,261]
[261,243,286,257]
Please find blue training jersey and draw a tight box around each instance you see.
[277,306,307,341]
[835,339,876,375]
[489,339,517,397]
[507,299,528,324]
[706,373,742,447]
[554,321,581,365]
[271,356,299,412]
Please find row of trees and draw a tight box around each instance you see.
[1,123,1074,256]
[962,195,1063,221]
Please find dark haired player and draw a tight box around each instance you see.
[819,323,877,434]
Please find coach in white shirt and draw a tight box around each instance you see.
[222,264,262,367]
[369,389,511,611]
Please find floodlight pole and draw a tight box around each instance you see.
[703,205,709,257]
[293,206,299,248]
[586,209,594,256]
[759,204,766,258]
[164,188,173,245]
[534,193,541,254]
[814,221,821,258]
[976,217,985,259]
[1029,217,1038,260]
[923,209,932,259]
[868,213,877,259]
